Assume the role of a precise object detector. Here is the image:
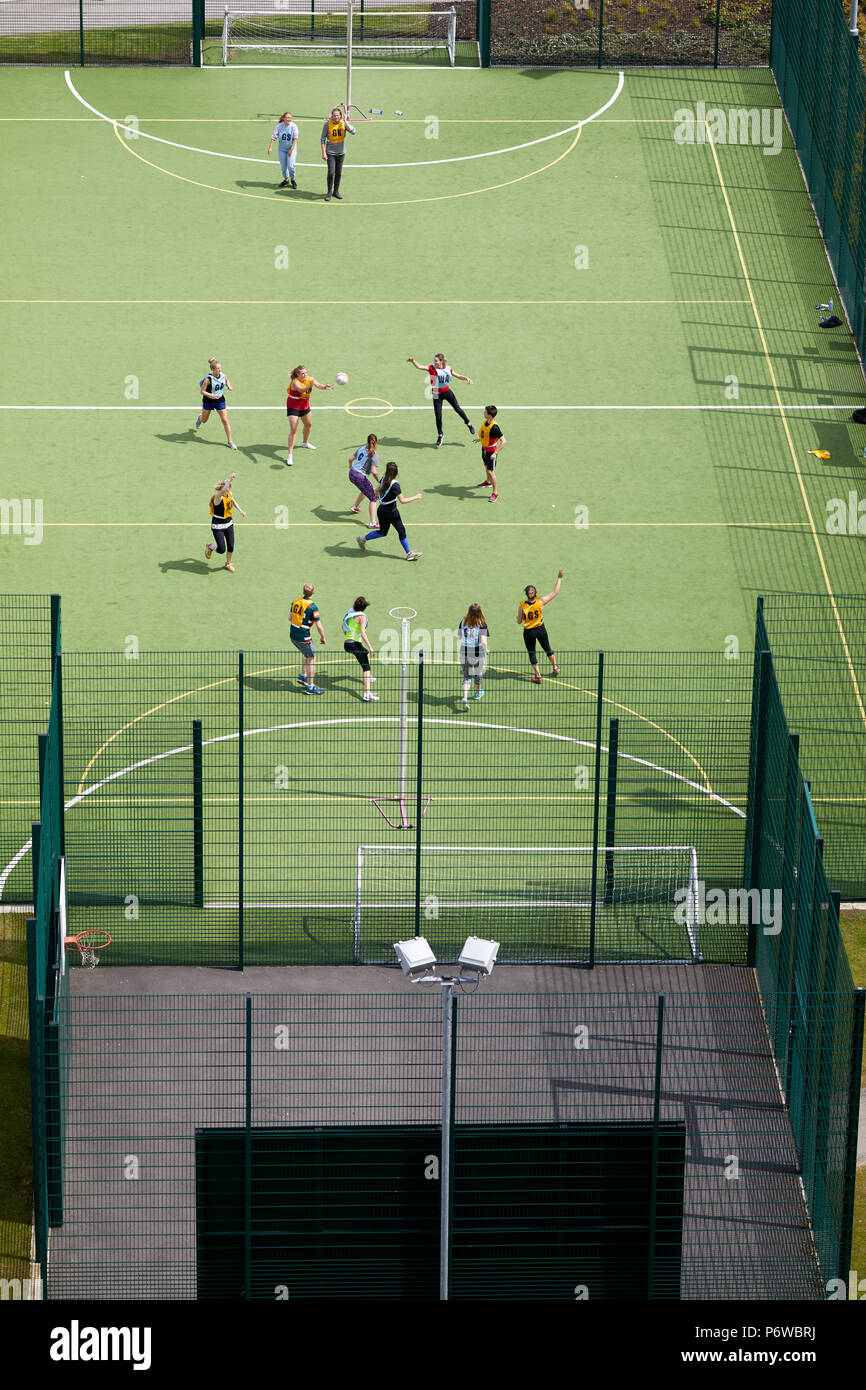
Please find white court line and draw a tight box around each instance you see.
[0,404,856,412]
[64,68,624,169]
[0,715,744,900]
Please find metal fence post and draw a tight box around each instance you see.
[839,987,866,1282]
[477,0,490,66]
[647,991,665,1299]
[193,720,203,909]
[192,0,204,66]
[440,983,457,1300]
[714,0,721,66]
[745,650,772,966]
[603,717,618,906]
[588,651,604,968]
[414,652,424,938]
[597,0,605,68]
[238,651,244,970]
[79,0,85,66]
[244,994,252,1299]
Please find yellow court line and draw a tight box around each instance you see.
[706,128,866,733]
[0,298,751,305]
[75,658,714,798]
[112,120,582,207]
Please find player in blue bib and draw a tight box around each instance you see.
[194,357,237,449]
[267,112,299,189]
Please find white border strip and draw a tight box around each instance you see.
[0,403,855,412]
[64,68,623,169]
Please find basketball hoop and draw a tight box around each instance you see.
[64,929,111,969]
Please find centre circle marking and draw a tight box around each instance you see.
[344,397,394,419]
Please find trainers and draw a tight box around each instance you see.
[227,441,238,450]
[333,192,343,200]
[325,194,332,202]
[350,504,360,514]
[467,421,475,434]
[225,562,235,572]
[362,692,379,702]
[473,689,484,700]
[489,492,499,502]
[552,665,561,676]
[356,535,367,550]
[305,684,324,695]
[279,178,289,188]
[299,441,316,450]
[461,697,469,710]
[194,416,202,430]
[290,178,297,189]
[406,551,422,561]
[205,543,214,559]
[296,674,310,686]
[286,454,293,466]
[435,435,444,448]
[475,480,492,488]
[531,673,542,684]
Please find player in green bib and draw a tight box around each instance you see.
[342,597,378,701]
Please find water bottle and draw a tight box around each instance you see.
[370,108,383,115]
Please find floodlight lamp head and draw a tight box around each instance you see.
[458,937,500,977]
[394,937,437,978]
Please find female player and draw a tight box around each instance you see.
[267,111,299,189]
[517,571,563,683]
[195,358,237,449]
[342,596,378,702]
[348,433,380,527]
[205,474,246,573]
[356,463,422,560]
[320,105,356,201]
[458,604,489,709]
[475,405,505,503]
[407,352,475,447]
[286,364,333,466]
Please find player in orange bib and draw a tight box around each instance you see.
[286,364,333,466]
[517,571,563,683]
[474,405,505,502]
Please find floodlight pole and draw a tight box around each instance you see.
[852,2,860,37]
[439,978,456,1300]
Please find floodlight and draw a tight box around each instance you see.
[394,937,437,977]
[458,937,500,976]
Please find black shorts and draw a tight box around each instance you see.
[482,449,499,469]
[344,639,370,671]
[210,522,234,554]
[286,405,311,418]
[523,624,552,663]
[290,630,314,659]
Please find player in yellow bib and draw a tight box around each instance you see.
[321,106,357,201]
[517,571,563,683]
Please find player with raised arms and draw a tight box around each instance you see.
[286,364,333,466]
[407,352,475,447]
[205,474,246,573]
[195,357,238,449]
[517,571,563,683]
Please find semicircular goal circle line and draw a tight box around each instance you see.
[0,709,743,901]
[65,69,624,169]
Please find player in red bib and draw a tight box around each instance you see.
[286,364,333,466]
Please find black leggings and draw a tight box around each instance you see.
[374,506,406,544]
[434,389,470,434]
[523,624,552,665]
[211,523,234,555]
[326,152,345,195]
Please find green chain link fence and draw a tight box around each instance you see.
[772,0,866,358]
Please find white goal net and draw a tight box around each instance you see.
[353,844,702,965]
[222,6,457,64]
